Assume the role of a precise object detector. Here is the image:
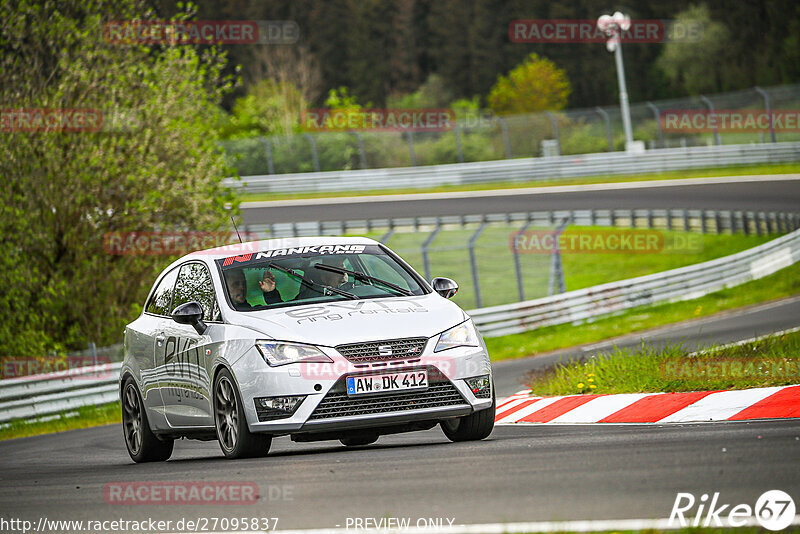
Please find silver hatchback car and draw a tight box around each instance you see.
[120,236,494,461]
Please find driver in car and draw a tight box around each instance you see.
[257,270,284,304]
[226,269,284,311]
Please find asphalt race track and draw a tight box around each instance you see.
[240,176,800,225]
[1,175,799,532]
[1,299,799,531]
[0,419,798,531]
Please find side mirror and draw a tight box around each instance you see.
[171,301,208,335]
[431,277,458,299]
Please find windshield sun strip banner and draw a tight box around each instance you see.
[218,244,378,269]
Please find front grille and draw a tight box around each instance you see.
[308,366,467,421]
[336,337,427,363]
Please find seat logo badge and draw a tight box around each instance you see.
[378,345,393,357]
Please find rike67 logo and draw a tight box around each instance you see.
[669,490,796,530]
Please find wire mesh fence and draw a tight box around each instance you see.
[222,84,800,175]
[246,209,800,311]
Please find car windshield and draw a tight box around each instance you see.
[216,244,426,311]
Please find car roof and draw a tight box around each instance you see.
[182,235,381,262]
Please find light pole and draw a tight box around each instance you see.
[598,12,639,152]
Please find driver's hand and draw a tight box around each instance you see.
[258,271,276,292]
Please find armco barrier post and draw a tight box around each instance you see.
[545,112,560,155]
[646,102,663,147]
[754,86,776,143]
[405,131,417,166]
[495,117,512,159]
[453,125,464,163]
[303,134,320,172]
[595,107,614,152]
[700,95,721,146]
[547,218,569,296]
[379,220,394,245]
[350,131,367,169]
[421,222,442,282]
[469,221,488,308]
[512,220,534,302]
[262,137,275,174]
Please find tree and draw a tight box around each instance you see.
[387,74,453,108]
[487,53,571,115]
[218,79,307,138]
[0,0,236,353]
[656,4,734,95]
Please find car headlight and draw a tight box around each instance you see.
[256,341,333,366]
[434,320,480,352]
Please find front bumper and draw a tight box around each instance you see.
[231,340,493,435]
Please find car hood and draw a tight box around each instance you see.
[228,294,468,347]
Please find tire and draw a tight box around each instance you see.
[121,378,174,463]
[441,390,495,442]
[340,433,379,447]
[213,368,271,459]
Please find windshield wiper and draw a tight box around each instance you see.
[267,262,359,300]
[314,264,413,296]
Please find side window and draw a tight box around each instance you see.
[172,263,218,321]
[145,268,179,316]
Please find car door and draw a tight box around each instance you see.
[135,266,181,421]
[156,261,221,428]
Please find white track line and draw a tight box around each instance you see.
[241,173,800,208]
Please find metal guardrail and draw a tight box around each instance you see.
[470,227,800,337]
[244,208,800,239]
[2,222,799,424]
[227,142,800,194]
[0,363,121,423]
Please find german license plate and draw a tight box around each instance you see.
[346,370,428,396]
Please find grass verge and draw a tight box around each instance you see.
[485,261,800,362]
[239,162,800,202]
[527,329,800,396]
[0,401,119,441]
